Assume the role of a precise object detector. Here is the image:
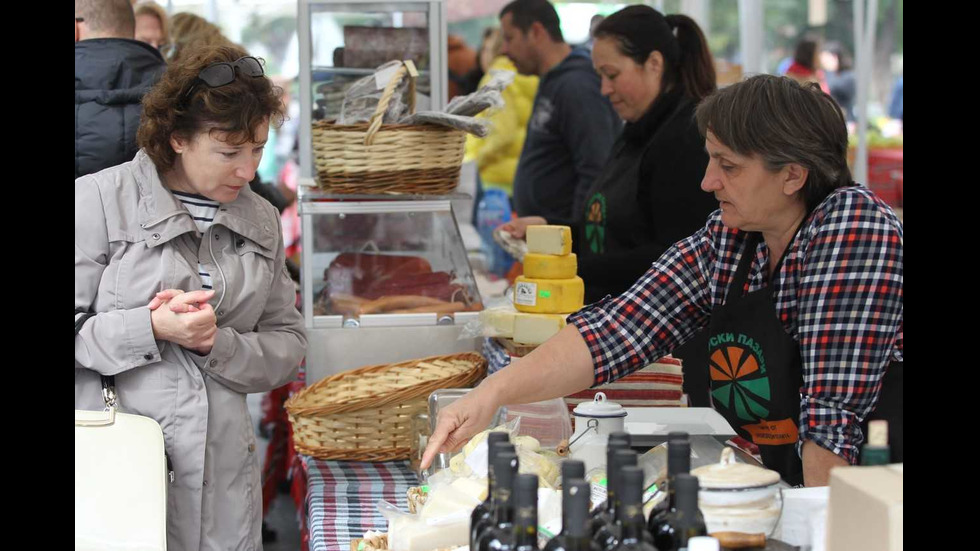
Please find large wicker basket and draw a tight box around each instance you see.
[286,353,486,461]
[312,61,467,195]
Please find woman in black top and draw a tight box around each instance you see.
[502,5,718,303]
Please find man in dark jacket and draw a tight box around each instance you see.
[75,0,165,178]
[500,0,620,227]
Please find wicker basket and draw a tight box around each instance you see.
[286,353,486,461]
[312,61,467,195]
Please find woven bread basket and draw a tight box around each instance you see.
[312,60,467,195]
[286,353,486,461]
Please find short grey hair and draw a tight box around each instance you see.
[696,74,852,211]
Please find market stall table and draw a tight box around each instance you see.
[300,457,419,551]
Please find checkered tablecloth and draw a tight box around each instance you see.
[483,337,512,375]
[304,458,419,551]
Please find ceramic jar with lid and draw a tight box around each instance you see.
[568,392,628,472]
[691,448,783,535]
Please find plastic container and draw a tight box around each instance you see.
[476,188,514,277]
[501,398,573,449]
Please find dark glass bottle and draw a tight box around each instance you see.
[474,451,519,550]
[561,459,586,487]
[651,474,706,551]
[611,467,657,551]
[512,474,539,551]
[471,435,514,547]
[592,450,639,551]
[478,473,538,551]
[647,433,691,536]
[587,432,631,532]
[544,479,601,551]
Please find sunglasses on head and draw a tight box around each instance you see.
[182,56,265,102]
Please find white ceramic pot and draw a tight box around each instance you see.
[692,448,783,536]
[700,500,782,535]
[568,393,627,473]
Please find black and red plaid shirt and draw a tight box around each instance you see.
[568,186,903,464]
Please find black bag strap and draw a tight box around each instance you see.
[75,307,96,336]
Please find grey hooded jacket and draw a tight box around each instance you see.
[75,150,307,551]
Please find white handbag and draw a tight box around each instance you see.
[75,376,169,551]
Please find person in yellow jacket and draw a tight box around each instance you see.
[465,29,539,197]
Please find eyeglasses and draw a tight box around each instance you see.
[182,56,265,102]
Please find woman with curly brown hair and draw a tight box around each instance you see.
[75,44,307,550]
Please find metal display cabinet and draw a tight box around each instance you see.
[297,1,481,384]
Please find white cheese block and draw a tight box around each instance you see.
[420,482,481,521]
[389,515,469,551]
[526,225,573,256]
[451,477,489,502]
[513,313,567,345]
[479,307,517,338]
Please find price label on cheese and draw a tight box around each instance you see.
[514,281,538,306]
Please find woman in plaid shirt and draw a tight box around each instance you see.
[423,75,902,487]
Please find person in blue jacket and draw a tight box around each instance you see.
[499,0,622,229]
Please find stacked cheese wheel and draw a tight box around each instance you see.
[509,226,583,344]
[480,226,586,347]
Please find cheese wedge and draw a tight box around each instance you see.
[513,276,584,314]
[480,307,517,338]
[513,313,567,345]
[481,307,567,343]
[389,515,468,551]
[523,252,578,279]
[527,225,573,256]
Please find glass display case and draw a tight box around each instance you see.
[301,195,482,328]
[298,1,480,384]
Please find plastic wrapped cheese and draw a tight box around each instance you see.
[480,307,566,344]
[513,313,566,345]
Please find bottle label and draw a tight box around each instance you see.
[515,281,538,306]
[539,520,561,540]
[590,479,607,509]
[642,482,659,505]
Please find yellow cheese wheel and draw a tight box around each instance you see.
[523,253,578,280]
[513,276,585,314]
[526,225,573,256]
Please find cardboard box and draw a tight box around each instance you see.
[826,464,903,551]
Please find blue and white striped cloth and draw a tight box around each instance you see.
[482,337,512,375]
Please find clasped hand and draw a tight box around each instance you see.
[148,289,217,355]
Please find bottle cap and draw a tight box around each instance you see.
[562,459,585,482]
